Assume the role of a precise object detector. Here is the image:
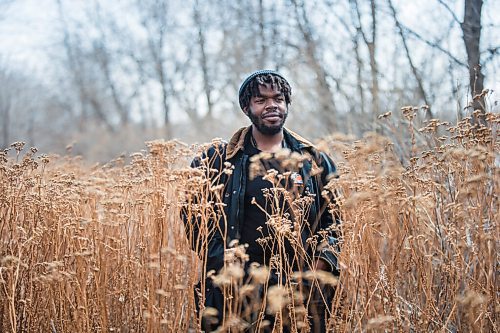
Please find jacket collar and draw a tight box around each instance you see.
[226,126,315,159]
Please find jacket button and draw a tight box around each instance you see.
[225,193,230,197]
[230,226,234,229]
[233,190,237,194]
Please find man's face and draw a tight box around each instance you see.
[245,83,288,135]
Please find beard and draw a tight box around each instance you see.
[247,108,288,135]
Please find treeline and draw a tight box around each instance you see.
[0,0,498,160]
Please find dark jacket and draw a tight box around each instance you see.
[182,126,341,275]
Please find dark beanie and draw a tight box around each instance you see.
[238,70,289,110]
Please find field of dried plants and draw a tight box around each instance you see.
[1,108,498,332]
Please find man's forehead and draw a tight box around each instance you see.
[255,83,283,96]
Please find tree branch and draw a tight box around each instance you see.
[436,0,462,24]
[349,0,369,45]
[399,23,468,68]
[388,0,432,118]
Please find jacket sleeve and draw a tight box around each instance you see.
[180,144,227,272]
[314,151,342,275]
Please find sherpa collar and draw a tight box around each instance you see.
[225,126,315,159]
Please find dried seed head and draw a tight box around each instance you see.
[366,315,394,330]
[249,265,269,284]
[202,307,219,318]
[266,285,289,314]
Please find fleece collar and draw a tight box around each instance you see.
[226,126,315,159]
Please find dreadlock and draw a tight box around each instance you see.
[239,73,292,111]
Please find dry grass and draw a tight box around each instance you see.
[1,109,498,332]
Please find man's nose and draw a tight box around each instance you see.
[265,98,278,109]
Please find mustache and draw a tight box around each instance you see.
[262,110,287,119]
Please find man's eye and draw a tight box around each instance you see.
[255,99,265,104]
[276,97,285,102]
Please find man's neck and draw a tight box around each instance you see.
[251,126,284,153]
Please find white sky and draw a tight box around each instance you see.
[1,0,59,69]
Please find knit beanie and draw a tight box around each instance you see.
[238,70,289,110]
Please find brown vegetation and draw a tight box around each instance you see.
[1,110,498,332]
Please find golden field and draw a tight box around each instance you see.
[1,109,498,332]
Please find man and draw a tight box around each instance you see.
[182,70,340,332]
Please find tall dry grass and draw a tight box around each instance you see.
[1,108,498,332]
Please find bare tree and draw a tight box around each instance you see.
[291,0,338,132]
[461,0,485,115]
[387,0,433,119]
[89,1,135,127]
[257,0,268,68]
[0,62,66,150]
[56,0,116,132]
[2,0,498,159]
[435,0,487,118]
[136,0,176,136]
[350,0,380,126]
[94,42,131,126]
[193,0,214,119]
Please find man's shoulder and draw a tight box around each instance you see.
[190,139,228,168]
[205,139,228,156]
[284,128,337,176]
[200,139,229,162]
[285,128,327,159]
[285,128,315,149]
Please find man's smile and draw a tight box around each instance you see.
[262,112,283,122]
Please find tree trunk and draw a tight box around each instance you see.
[368,0,379,127]
[194,0,214,119]
[354,31,365,115]
[350,0,380,129]
[258,0,268,68]
[461,0,484,115]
